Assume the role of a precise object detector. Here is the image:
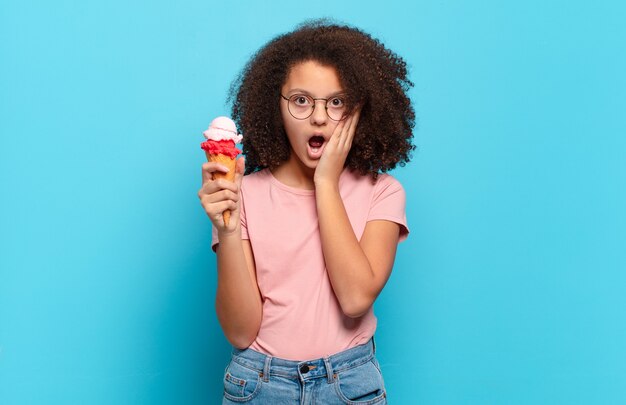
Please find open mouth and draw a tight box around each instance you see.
[308,135,325,149]
[307,135,326,159]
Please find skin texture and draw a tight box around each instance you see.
[199,60,401,347]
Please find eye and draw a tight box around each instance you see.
[328,97,345,108]
[292,95,311,106]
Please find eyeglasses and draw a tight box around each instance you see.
[280,93,347,121]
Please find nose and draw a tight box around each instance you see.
[310,99,328,125]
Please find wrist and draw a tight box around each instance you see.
[217,225,241,241]
[314,178,340,193]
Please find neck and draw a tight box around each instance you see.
[271,154,315,190]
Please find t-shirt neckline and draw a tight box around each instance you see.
[267,169,316,196]
[265,168,357,196]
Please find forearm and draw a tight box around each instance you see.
[215,232,262,348]
[316,182,377,318]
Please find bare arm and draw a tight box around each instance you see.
[316,185,400,318]
[314,112,401,318]
[215,236,261,348]
[198,158,262,347]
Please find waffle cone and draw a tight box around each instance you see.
[206,152,237,226]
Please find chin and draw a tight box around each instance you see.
[294,154,318,170]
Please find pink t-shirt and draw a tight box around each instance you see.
[212,168,408,360]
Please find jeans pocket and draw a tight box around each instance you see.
[223,359,262,402]
[333,358,387,404]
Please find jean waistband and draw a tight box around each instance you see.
[230,338,376,382]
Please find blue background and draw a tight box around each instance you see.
[1,0,625,404]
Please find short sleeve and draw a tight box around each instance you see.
[211,184,249,252]
[368,175,409,242]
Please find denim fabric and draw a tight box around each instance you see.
[222,338,387,404]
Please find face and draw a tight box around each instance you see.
[280,60,345,171]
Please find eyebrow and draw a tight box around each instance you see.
[286,89,346,98]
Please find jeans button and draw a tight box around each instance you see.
[299,364,310,373]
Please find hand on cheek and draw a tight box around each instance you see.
[314,108,361,187]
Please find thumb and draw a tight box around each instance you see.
[234,156,245,186]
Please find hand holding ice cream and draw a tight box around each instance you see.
[201,116,242,226]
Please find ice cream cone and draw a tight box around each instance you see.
[206,151,236,226]
[201,116,242,227]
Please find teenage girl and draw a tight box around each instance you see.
[199,20,414,404]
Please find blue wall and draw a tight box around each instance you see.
[1,1,625,404]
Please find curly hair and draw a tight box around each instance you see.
[229,19,415,177]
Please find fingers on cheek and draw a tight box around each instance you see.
[342,120,351,136]
[335,121,346,136]
[348,116,357,133]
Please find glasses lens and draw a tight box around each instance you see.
[288,95,314,119]
[326,96,346,121]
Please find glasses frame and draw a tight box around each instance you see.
[280,93,348,121]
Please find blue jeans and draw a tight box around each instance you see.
[222,338,387,404]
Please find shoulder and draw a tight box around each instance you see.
[341,170,405,196]
[343,171,409,239]
[374,173,404,190]
[374,173,405,198]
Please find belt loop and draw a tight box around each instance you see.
[262,356,272,382]
[372,335,377,354]
[323,357,334,384]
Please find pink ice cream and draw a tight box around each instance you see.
[200,116,243,226]
[201,116,243,158]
